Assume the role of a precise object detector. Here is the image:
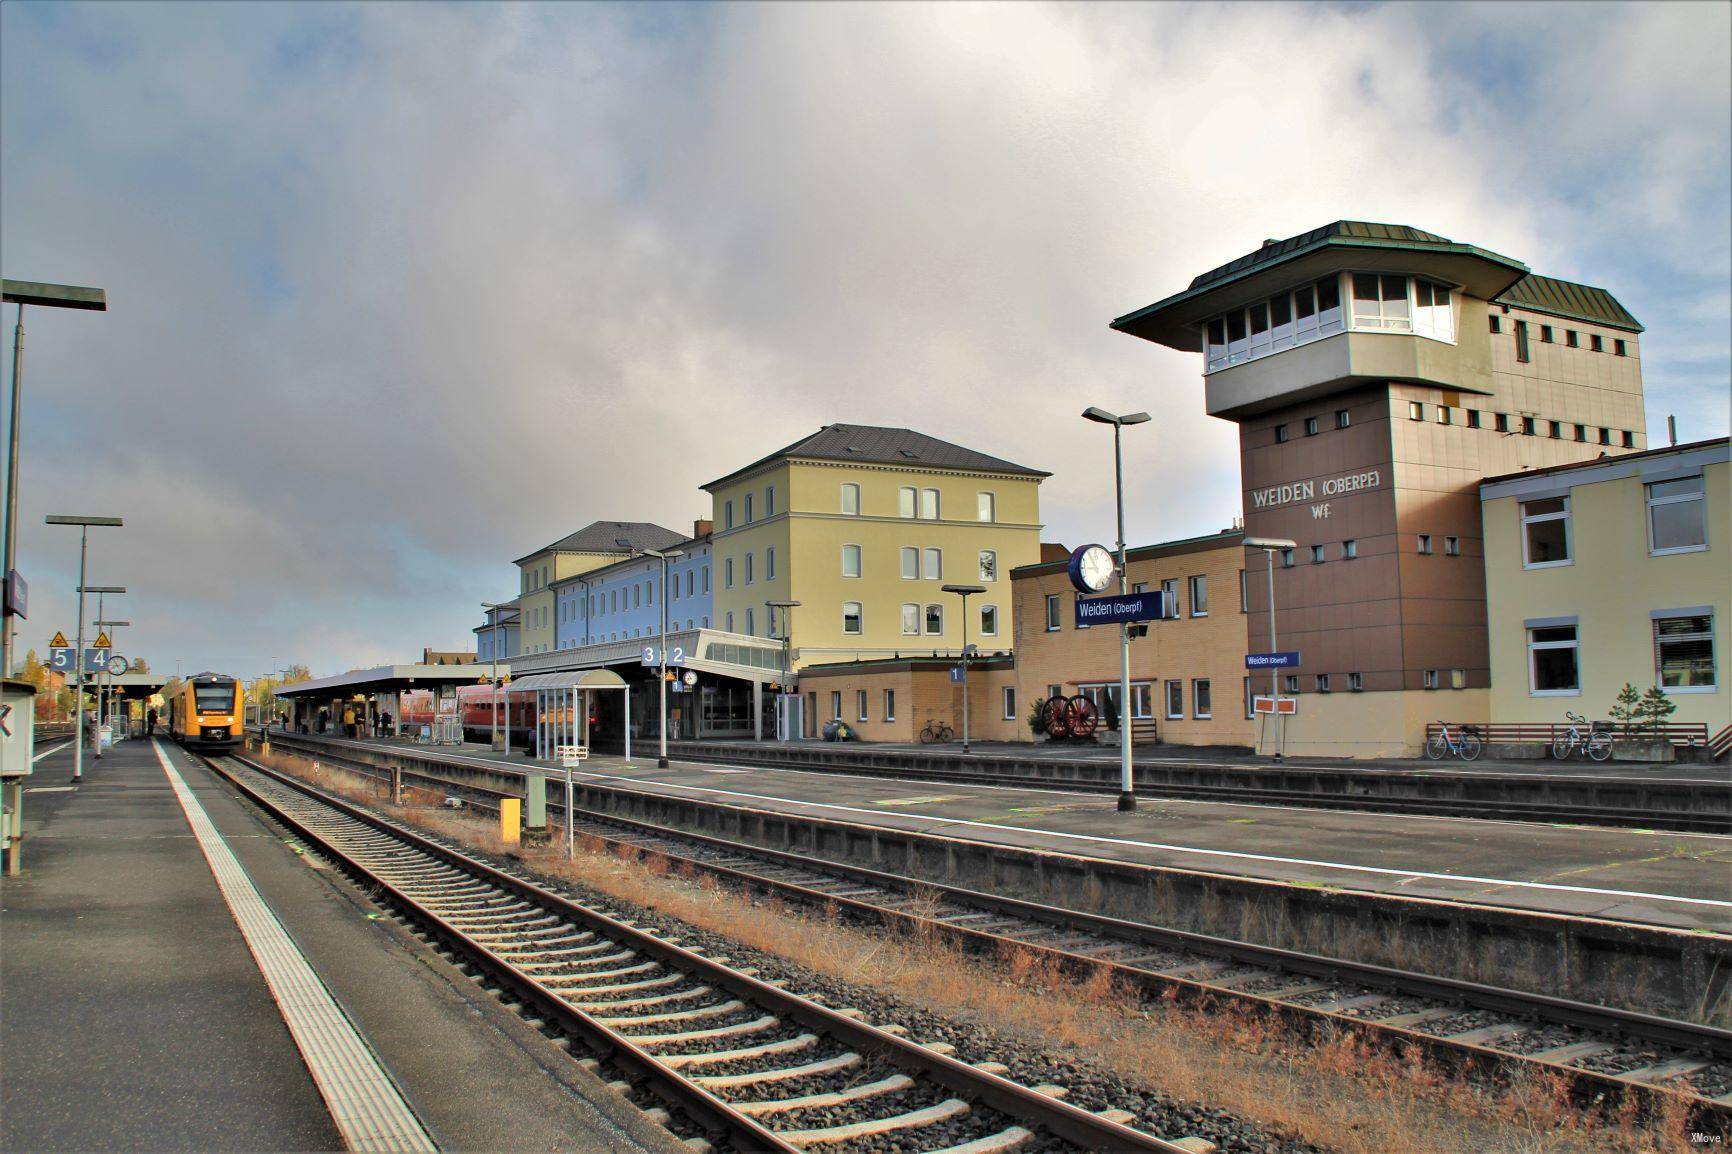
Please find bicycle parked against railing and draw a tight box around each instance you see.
[1424,721,1482,761]
[1553,711,1613,762]
[918,718,955,744]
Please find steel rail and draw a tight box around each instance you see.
[211,752,1185,1154]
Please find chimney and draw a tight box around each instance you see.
[1040,542,1071,563]
[693,518,713,539]
[1668,415,1677,447]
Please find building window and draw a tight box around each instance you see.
[745,607,754,636]
[1548,420,1562,439]
[1648,475,1707,554]
[980,605,998,635]
[724,557,734,587]
[725,612,734,632]
[1280,548,1295,568]
[1239,569,1249,612]
[1566,329,1578,348]
[1343,539,1358,559]
[1244,678,1256,719]
[1348,672,1363,691]
[766,548,776,580]
[1521,416,1536,436]
[1274,424,1289,444]
[744,553,754,585]
[1515,320,1530,363]
[1045,593,1061,631]
[898,486,917,518]
[1451,669,1466,689]
[1335,408,1350,429]
[1047,684,1063,699]
[857,690,868,722]
[842,602,863,635]
[1529,625,1580,695]
[840,483,860,516]
[901,604,920,635]
[1540,324,1553,343]
[1521,497,1572,567]
[1160,577,1180,617]
[1495,412,1509,432]
[1204,275,1343,373]
[1614,339,1627,356]
[922,548,942,580]
[978,492,996,522]
[1002,686,1017,721]
[1351,273,1412,330]
[1489,315,1502,334]
[1467,409,1481,428]
[900,547,918,579]
[702,566,710,594]
[1622,430,1635,448]
[885,689,896,721]
[1655,614,1715,690]
[831,691,842,720]
[1311,544,1325,564]
[1165,679,1183,719]
[1423,669,1438,689]
[924,604,943,634]
[1316,674,1331,693]
[1192,679,1212,719]
[1284,674,1300,693]
[1591,334,1604,352]
[1305,416,1319,437]
[1130,683,1153,719]
[1445,536,1460,556]
[1572,423,1586,442]
[1598,427,1611,445]
[765,486,776,517]
[1188,575,1208,616]
[1409,401,1424,421]
[1437,406,1452,425]
[744,493,754,523]
[920,488,940,520]
[1417,534,1432,555]
[979,550,997,582]
[723,500,734,530]
[841,544,862,578]
[1413,280,1453,339]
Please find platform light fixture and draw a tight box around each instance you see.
[1243,537,1298,761]
[627,543,686,767]
[5,281,108,679]
[940,584,987,752]
[766,599,801,739]
[45,513,123,784]
[482,601,509,750]
[1080,407,1151,811]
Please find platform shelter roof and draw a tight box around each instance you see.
[272,664,507,699]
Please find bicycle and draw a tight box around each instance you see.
[1552,711,1613,762]
[918,719,955,744]
[1424,721,1482,761]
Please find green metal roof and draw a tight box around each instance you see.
[1185,222,1462,292]
[1495,273,1643,333]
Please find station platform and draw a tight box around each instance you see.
[1,737,681,1153]
[272,731,1732,934]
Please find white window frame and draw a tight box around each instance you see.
[900,546,919,580]
[920,488,940,520]
[856,690,868,722]
[1188,575,1208,617]
[980,604,998,636]
[840,483,860,516]
[1654,613,1716,693]
[841,543,862,579]
[1001,686,1017,721]
[922,547,942,581]
[766,547,776,580]
[1646,475,1708,556]
[1044,593,1061,632]
[724,500,734,530]
[724,557,734,588]
[898,486,917,519]
[743,493,754,524]
[900,604,920,636]
[1520,497,1573,569]
[1528,624,1582,697]
[842,602,863,635]
[744,552,754,585]
[924,604,944,635]
[1160,577,1180,618]
[1193,678,1212,719]
[977,491,996,523]
[1164,679,1182,720]
[765,485,776,517]
[979,550,997,582]
[884,689,896,721]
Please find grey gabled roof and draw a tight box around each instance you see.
[513,520,686,566]
[703,424,1049,491]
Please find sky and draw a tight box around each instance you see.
[2,1,1728,680]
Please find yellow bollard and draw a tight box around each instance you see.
[500,797,521,845]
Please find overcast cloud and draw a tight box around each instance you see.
[2,1,1727,678]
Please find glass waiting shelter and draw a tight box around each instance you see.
[506,667,630,762]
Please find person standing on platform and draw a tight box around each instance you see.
[146,707,157,737]
[342,704,356,739]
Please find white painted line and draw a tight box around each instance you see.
[152,740,438,1153]
[556,765,1732,913]
[32,741,70,763]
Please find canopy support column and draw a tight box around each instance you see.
[624,688,632,763]
[753,680,763,743]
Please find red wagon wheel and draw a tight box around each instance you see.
[1066,694,1099,737]
[1043,696,1071,738]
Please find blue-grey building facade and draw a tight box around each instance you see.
[552,535,714,650]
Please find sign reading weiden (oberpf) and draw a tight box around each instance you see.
[1074,590,1164,627]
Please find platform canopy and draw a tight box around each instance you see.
[83,672,168,701]
[505,668,627,694]
[271,664,508,700]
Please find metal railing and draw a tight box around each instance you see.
[1425,721,1712,747]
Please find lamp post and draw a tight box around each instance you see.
[95,615,129,737]
[482,601,507,751]
[630,545,685,768]
[767,599,800,740]
[3,281,106,679]
[1081,407,1151,812]
[940,584,986,752]
[46,515,122,783]
[1243,536,1297,761]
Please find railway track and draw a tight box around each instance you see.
[207,752,1207,1154]
[247,740,1732,1130]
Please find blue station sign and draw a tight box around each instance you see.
[1245,650,1301,670]
[1074,590,1165,627]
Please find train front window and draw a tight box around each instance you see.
[195,684,236,713]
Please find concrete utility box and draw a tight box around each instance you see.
[2,678,39,876]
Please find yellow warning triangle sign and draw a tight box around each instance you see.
[49,631,69,649]
[94,631,111,649]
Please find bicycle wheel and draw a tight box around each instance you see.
[1424,734,1448,760]
[1458,734,1482,761]
[1586,732,1613,762]
[1551,738,1572,760]
[939,725,955,743]
[918,725,935,745]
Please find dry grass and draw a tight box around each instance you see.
[247,746,1703,1154]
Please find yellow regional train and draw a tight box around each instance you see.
[164,672,245,748]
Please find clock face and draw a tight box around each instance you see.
[1078,545,1116,592]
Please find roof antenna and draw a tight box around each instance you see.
[1667,414,1677,447]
